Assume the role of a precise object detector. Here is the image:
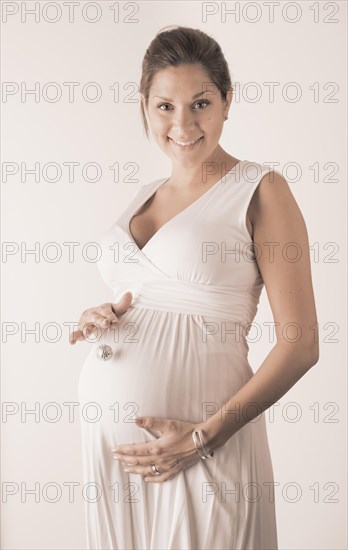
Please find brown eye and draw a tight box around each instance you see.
[193,100,210,109]
[158,104,172,110]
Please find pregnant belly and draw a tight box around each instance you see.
[77,307,253,441]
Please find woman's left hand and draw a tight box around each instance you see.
[111,416,214,483]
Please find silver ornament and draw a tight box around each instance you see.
[96,326,113,361]
[96,344,113,361]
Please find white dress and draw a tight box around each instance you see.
[78,159,278,549]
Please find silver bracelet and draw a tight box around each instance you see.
[192,428,214,461]
[192,432,206,460]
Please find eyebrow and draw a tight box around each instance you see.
[153,91,207,101]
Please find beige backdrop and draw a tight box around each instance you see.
[1,1,347,549]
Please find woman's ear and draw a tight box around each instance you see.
[224,88,233,119]
[140,93,148,116]
[140,93,146,108]
[140,94,151,128]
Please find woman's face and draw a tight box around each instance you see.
[141,64,232,168]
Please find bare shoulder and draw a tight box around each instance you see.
[248,169,304,231]
[248,167,309,264]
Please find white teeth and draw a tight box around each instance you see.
[170,137,202,146]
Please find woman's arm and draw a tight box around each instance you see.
[204,169,320,450]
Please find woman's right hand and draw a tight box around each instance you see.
[69,291,133,345]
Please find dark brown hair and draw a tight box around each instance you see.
[139,25,233,139]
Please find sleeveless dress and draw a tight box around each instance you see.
[78,159,278,550]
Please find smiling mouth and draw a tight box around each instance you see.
[168,136,204,149]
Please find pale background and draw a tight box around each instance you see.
[1,1,347,549]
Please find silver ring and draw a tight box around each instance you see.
[151,464,160,476]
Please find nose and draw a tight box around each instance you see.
[171,106,198,134]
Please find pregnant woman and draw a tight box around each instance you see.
[72,26,319,550]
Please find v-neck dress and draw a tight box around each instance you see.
[78,159,278,550]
